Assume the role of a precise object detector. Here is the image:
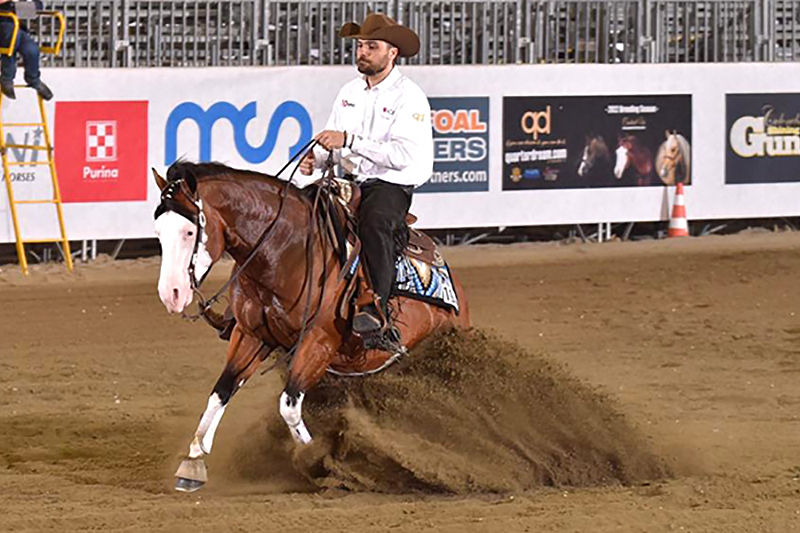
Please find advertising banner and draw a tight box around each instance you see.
[417,96,489,193]
[502,95,692,190]
[55,101,149,203]
[3,63,800,243]
[726,93,800,184]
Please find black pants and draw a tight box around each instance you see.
[357,179,413,315]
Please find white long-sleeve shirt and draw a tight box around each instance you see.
[313,67,433,187]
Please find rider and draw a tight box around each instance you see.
[299,13,433,347]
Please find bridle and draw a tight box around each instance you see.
[154,179,210,292]
[153,139,325,325]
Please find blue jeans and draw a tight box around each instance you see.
[0,22,40,85]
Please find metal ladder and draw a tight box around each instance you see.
[0,8,69,275]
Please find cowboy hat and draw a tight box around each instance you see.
[339,13,420,57]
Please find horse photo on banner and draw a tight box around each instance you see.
[502,95,692,190]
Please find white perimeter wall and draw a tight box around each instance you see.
[1,62,799,242]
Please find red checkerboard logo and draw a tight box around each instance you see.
[86,121,117,162]
[55,101,148,203]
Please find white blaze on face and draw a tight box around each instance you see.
[614,145,628,179]
[155,211,200,313]
[578,146,590,177]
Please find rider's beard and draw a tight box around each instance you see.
[357,57,388,77]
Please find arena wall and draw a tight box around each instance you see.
[1,62,799,242]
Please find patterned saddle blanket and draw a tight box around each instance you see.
[347,244,460,314]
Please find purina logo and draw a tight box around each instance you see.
[86,121,117,162]
[55,101,148,203]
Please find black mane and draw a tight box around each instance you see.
[165,160,273,183]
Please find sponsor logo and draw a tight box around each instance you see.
[55,101,148,203]
[412,112,426,122]
[164,100,312,165]
[621,116,647,131]
[433,109,487,134]
[420,97,490,194]
[509,168,546,182]
[1,129,43,183]
[86,121,117,162]
[520,106,551,140]
[432,108,488,163]
[524,168,542,180]
[342,99,355,107]
[730,105,800,158]
[382,106,396,116]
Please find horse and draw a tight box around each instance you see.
[577,135,612,178]
[614,134,654,185]
[152,161,470,492]
[655,130,691,185]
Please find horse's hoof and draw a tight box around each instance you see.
[175,477,205,492]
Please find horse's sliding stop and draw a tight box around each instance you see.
[153,13,470,492]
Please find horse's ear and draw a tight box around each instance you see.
[152,168,167,191]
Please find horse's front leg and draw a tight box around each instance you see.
[175,325,266,492]
[279,327,338,444]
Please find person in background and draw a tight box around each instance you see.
[0,0,52,100]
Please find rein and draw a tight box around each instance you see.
[157,142,345,373]
[178,139,321,323]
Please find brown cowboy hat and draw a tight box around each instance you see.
[339,13,420,58]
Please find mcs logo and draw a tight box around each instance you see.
[164,100,313,165]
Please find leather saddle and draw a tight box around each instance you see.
[329,178,444,268]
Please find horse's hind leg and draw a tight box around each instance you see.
[279,328,337,444]
[175,326,266,492]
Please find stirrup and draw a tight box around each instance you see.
[357,321,403,352]
[353,310,382,334]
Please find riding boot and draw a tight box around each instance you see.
[353,288,401,351]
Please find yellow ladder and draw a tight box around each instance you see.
[0,9,69,275]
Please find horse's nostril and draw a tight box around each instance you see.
[173,288,180,302]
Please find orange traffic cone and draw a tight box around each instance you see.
[668,182,689,238]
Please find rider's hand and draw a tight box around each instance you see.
[299,151,315,176]
[315,130,346,150]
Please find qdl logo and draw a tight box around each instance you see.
[55,101,148,203]
[164,100,313,165]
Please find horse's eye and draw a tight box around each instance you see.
[187,231,194,237]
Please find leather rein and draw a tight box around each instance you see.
[155,141,343,359]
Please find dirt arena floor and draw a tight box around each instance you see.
[1,231,799,532]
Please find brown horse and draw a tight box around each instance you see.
[614,134,654,184]
[152,161,470,492]
[577,135,612,178]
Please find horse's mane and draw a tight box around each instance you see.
[166,160,278,184]
[165,160,321,206]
